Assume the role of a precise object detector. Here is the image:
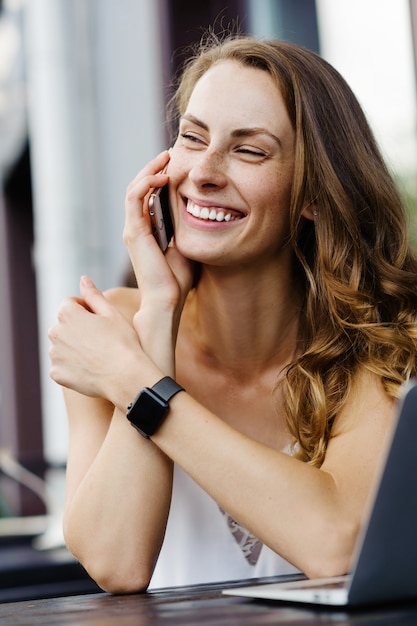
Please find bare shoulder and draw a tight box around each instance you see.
[104,286,140,322]
[321,369,396,488]
[331,369,395,437]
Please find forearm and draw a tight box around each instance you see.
[64,407,173,593]
[149,393,357,579]
[98,361,352,578]
[55,303,354,581]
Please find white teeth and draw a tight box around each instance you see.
[186,201,238,223]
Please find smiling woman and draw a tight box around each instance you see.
[168,60,296,268]
[48,33,417,594]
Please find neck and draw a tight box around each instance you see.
[182,263,303,379]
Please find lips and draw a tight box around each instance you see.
[186,200,244,222]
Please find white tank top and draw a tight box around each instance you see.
[149,464,299,589]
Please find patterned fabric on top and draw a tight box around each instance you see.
[219,507,263,565]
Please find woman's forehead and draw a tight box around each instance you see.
[184,61,293,137]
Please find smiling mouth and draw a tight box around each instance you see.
[186,200,243,222]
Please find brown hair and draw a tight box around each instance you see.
[170,34,417,466]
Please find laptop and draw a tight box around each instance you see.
[223,379,417,606]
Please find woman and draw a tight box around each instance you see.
[48,35,417,593]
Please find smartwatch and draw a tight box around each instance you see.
[126,376,184,438]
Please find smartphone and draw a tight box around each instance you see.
[148,184,174,252]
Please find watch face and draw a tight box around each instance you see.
[127,388,169,437]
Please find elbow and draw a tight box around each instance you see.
[78,550,153,594]
[299,517,359,580]
[85,561,152,595]
[63,526,153,594]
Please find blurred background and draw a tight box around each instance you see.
[1,0,416,538]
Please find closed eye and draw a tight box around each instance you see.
[236,147,267,157]
[180,132,205,144]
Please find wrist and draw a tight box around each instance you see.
[107,354,164,415]
[133,307,177,375]
[126,376,185,438]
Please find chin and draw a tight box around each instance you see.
[175,230,232,263]
[176,245,216,264]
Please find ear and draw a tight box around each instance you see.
[301,203,318,221]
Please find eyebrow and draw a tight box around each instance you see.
[181,114,282,147]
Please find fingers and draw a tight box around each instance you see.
[124,152,175,294]
[123,152,171,283]
[49,277,118,347]
[127,150,170,190]
[48,277,136,398]
[125,150,170,221]
[79,276,117,317]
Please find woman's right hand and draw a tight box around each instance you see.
[123,151,194,372]
[124,151,193,309]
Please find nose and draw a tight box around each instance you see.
[188,149,228,189]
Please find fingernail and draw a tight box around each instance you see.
[81,275,95,288]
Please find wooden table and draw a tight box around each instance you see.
[1,577,417,625]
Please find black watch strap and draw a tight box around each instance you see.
[126,376,184,438]
[152,376,185,402]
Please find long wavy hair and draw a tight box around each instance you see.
[169,34,417,466]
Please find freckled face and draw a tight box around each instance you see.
[168,60,295,269]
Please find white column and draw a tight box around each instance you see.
[24,0,165,464]
[24,0,92,464]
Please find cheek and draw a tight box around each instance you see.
[255,175,293,215]
[269,165,294,212]
[166,148,190,187]
[252,180,293,244]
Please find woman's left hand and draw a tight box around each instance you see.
[48,276,157,404]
